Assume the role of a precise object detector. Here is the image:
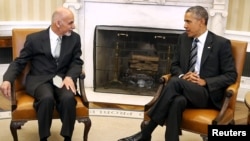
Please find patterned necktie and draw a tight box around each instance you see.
[54,37,61,59]
[189,38,199,72]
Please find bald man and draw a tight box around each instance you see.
[0,7,83,141]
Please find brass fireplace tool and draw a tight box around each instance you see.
[104,32,128,88]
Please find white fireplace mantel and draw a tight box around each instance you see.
[64,0,229,36]
[62,0,230,88]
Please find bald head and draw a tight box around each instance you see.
[51,7,75,36]
[52,7,73,22]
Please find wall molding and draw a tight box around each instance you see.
[225,30,250,52]
[0,21,50,36]
[1,21,249,46]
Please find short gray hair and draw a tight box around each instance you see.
[186,6,209,25]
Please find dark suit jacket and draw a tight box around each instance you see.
[3,27,84,96]
[170,31,237,109]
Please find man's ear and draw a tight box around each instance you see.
[201,18,206,25]
[57,21,61,28]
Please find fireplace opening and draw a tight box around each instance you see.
[93,25,184,96]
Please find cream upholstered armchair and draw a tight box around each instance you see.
[10,28,91,141]
[141,40,247,141]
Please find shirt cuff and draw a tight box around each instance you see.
[178,74,184,78]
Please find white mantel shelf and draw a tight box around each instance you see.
[82,0,214,6]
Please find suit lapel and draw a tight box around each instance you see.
[58,36,69,61]
[41,29,53,59]
[200,31,213,66]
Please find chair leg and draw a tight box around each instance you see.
[248,112,250,125]
[229,120,235,125]
[10,120,27,141]
[78,117,92,141]
[200,134,208,141]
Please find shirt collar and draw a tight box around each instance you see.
[49,27,60,41]
[196,30,208,45]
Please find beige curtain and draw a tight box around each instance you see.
[227,0,250,31]
[0,0,64,21]
[0,0,249,32]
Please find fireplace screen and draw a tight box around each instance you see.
[94,25,183,96]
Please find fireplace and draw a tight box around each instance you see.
[93,25,183,96]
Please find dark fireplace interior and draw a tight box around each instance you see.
[93,25,183,96]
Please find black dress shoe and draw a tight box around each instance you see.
[40,137,47,141]
[64,136,71,141]
[118,132,151,141]
[40,138,47,141]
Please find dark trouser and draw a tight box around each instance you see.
[148,77,209,141]
[33,83,76,139]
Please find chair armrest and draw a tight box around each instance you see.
[78,70,89,108]
[145,74,171,111]
[161,74,172,84]
[212,83,238,124]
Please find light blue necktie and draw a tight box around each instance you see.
[54,37,61,59]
